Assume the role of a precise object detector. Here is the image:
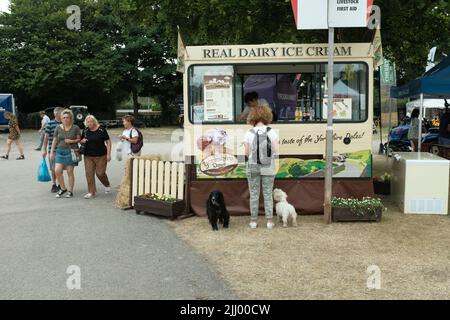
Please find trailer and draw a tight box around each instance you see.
[115,109,162,127]
[182,42,375,216]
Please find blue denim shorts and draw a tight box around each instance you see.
[55,148,78,167]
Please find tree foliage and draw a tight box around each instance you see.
[0,0,125,113]
[156,0,450,83]
[0,0,178,115]
[0,0,448,115]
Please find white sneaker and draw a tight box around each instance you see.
[65,191,74,198]
[267,221,275,229]
[249,221,258,229]
[105,187,111,194]
[84,193,95,199]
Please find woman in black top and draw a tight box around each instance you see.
[80,115,112,199]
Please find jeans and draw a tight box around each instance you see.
[37,130,45,149]
[247,164,275,220]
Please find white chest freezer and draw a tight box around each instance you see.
[391,152,449,215]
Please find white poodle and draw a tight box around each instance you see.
[273,188,298,227]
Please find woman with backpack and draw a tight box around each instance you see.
[120,115,143,158]
[80,115,112,199]
[243,105,279,229]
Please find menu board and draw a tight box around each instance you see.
[203,75,233,122]
[322,98,353,120]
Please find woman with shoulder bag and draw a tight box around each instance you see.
[50,109,81,198]
[80,115,112,199]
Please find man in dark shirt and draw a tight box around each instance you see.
[439,100,450,146]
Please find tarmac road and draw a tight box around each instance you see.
[0,129,235,300]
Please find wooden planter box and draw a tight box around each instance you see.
[373,181,391,195]
[332,207,382,222]
[134,196,185,219]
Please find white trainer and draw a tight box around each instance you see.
[267,221,275,229]
[249,221,258,229]
[84,193,95,199]
[105,187,111,194]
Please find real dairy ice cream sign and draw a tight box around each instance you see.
[291,0,373,29]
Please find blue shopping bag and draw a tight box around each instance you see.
[37,157,51,182]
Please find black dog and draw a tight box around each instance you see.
[206,191,230,231]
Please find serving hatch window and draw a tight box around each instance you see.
[188,63,368,124]
[188,65,235,123]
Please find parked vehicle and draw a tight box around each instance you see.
[385,125,411,154]
[384,124,439,155]
[98,119,121,128]
[70,105,89,129]
[0,94,16,131]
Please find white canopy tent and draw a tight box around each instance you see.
[406,99,447,115]
[391,55,450,152]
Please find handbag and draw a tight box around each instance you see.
[70,149,82,162]
[64,125,82,162]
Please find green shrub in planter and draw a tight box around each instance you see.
[332,197,385,222]
[134,193,185,219]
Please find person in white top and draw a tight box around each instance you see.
[119,115,140,158]
[35,111,51,151]
[243,105,279,230]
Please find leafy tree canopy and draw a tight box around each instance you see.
[0,0,448,115]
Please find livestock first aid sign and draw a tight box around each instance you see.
[291,0,373,29]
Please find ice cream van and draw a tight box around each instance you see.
[181,43,375,216]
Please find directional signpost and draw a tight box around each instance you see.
[291,0,373,224]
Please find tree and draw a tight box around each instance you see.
[0,0,124,113]
[95,0,178,118]
[154,0,450,84]
[0,0,179,117]
[338,0,450,82]
[1,0,448,115]
[375,0,450,82]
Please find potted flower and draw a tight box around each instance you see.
[134,193,185,219]
[373,173,391,195]
[332,197,385,222]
